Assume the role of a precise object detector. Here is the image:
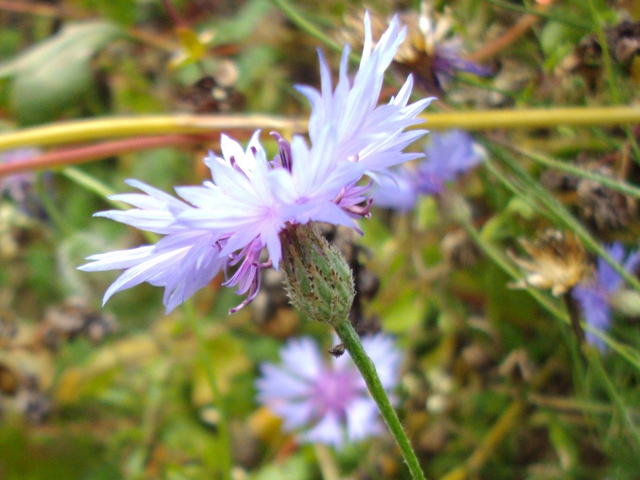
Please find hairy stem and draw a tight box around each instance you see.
[333,319,426,480]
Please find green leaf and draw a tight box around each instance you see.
[249,453,312,480]
[0,21,123,124]
[549,416,579,471]
[378,287,427,333]
[539,20,582,71]
[83,0,138,25]
[208,0,272,46]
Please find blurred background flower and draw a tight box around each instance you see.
[573,243,640,351]
[344,2,492,94]
[371,129,484,210]
[0,148,49,220]
[256,333,401,449]
[509,230,591,297]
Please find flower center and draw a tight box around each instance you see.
[311,368,359,418]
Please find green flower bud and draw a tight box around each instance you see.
[280,224,355,326]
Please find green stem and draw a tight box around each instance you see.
[0,114,306,151]
[333,319,426,480]
[459,213,640,372]
[60,166,159,244]
[563,293,586,346]
[503,143,640,199]
[587,348,640,451]
[269,0,346,56]
[34,172,71,236]
[183,301,233,480]
[586,0,618,104]
[488,144,640,294]
[584,0,640,165]
[60,167,119,205]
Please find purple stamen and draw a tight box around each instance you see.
[229,155,250,180]
[271,131,293,172]
[342,198,373,217]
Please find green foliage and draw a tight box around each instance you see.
[250,454,312,480]
[1,0,640,478]
[0,426,102,480]
[0,21,123,124]
[540,20,585,72]
[81,0,138,25]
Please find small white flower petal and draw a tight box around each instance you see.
[279,338,325,381]
[274,400,316,431]
[101,248,189,304]
[79,246,156,271]
[300,412,344,448]
[256,364,311,400]
[346,397,383,441]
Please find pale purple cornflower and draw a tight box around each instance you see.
[80,14,431,313]
[78,179,227,313]
[371,130,483,210]
[256,334,401,448]
[296,13,434,184]
[573,243,640,351]
[80,132,298,313]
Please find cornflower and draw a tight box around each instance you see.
[572,243,640,352]
[370,167,419,211]
[79,13,432,313]
[395,2,492,91]
[256,333,401,448]
[371,129,483,210]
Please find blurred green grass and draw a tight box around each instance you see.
[1,0,640,479]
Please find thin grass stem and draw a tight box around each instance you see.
[183,301,233,480]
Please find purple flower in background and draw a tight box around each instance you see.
[369,168,419,211]
[80,14,431,313]
[371,130,483,210]
[256,334,401,448]
[391,3,492,93]
[573,243,640,351]
[416,129,483,194]
[0,149,39,199]
[0,148,50,219]
[429,37,492,87]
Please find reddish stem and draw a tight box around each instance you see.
[161,0,187,29]
[0,134,213,176]
[465,1,555,63]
